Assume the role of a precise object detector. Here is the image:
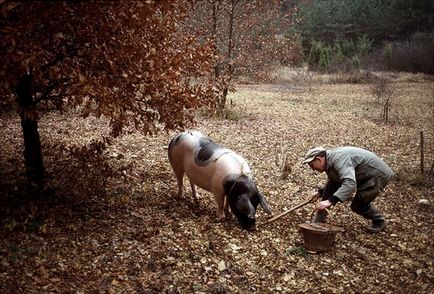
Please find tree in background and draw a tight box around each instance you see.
[0,1,216,195]
[294,0,434,43]
[287,0,433,73]
[306,36,374,71]
[187,0,296,110]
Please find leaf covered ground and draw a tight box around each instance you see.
[0,72,433,293]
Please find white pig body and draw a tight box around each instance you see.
[168,130,271,230]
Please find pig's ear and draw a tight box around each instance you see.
[258,192,272,214]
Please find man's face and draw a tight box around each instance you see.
[308,156,325,172]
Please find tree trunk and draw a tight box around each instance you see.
[15,73,45,195]
[220,86,228,110]
[211,0,224,111]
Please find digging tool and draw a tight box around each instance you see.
[258,198,314,227]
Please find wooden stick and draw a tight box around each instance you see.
[258,199,313,227]
[420,130,424,175]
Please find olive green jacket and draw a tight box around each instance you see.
[324,147,394,202]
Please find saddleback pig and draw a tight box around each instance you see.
[168,130,272,230]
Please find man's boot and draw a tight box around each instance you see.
[364,203,386,233]
[312,210,328,223]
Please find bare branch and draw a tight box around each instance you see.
[35,78,71,104]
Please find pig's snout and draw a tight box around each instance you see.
[243,217,257,231]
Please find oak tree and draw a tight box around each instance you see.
[0,0,216,194]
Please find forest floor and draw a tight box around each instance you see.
[0,71,433,293]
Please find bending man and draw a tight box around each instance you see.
[304,146,394,233]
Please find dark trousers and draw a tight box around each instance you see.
[320,177,388,217]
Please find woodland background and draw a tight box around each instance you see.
[0,1,433,293]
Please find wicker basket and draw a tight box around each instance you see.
[299,222,344,253]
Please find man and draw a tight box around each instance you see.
[304,146,394,233]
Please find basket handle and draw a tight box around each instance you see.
[309,207,331,222]
[309,208,345,232]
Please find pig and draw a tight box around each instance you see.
[168,130,272,230]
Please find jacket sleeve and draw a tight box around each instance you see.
[330,153,357,202]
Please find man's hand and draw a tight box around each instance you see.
[316,200,332,210]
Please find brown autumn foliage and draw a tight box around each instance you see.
[0,0,216,192]
[1,1,216,132]
[1,1,432,292]
[0,1,300,194]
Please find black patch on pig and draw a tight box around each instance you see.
[223,174,260,231]
[195,137,226,167]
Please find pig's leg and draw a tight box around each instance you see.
[171,166,185,198]
[177,177,184,198]
[189,179,200,201]
[215,193,226,220]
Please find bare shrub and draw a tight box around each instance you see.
[330,69,374,84]
[385,37,433,74]
[362,33,433,74]
[370,75,396,123]
[294,66,315,91]
[275,141,291,180]
[271,66,317,92]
